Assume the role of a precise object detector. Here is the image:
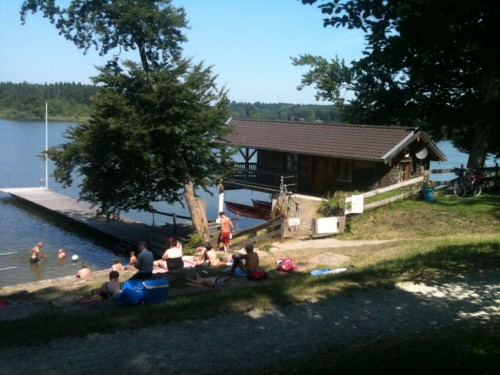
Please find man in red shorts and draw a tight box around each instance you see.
[218,211,233,253]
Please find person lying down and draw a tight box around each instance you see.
[186,273,232,288]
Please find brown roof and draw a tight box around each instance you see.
[223,118,446,164]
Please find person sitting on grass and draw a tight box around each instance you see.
[91,271,122,299]
[231,244,259,276]
[154,240,184,271]
[110,258,123,272]
[195,243,218,266]
[76,262,92,279]
[128,242,154,280]
[124,251,138,270]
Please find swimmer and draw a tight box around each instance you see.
[58,249,66,259]
[30,242,46,263]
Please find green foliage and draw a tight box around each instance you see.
[228,101,343,122]
[48,60,233,215]
[21,0,188,71]
[318,191,349,216]
[185,232,206,250]
[299,0,500,167]
[23,1,235,227]
[0,82,97,120]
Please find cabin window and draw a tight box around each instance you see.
[336,159,352,182]
[286,153,298,172]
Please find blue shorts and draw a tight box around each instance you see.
[30,258,40,264]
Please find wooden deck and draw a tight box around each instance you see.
[0,187,178,255]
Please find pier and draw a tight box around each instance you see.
[0,187,185,255]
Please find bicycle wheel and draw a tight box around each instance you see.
[453,179,467,197]
[472,183,483,196]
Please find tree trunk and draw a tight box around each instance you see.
[183,179,210,241]
[467,125,489,168]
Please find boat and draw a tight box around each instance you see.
[225,201,272,220]
[251,199,272,211]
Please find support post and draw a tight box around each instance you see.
[45,102,48,189]
[217,183,225,223]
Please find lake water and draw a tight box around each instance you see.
[0,119,268,287]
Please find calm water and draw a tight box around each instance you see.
[0,119,267,287]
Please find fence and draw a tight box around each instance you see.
[230,216,283,248]
[344,165,499,215]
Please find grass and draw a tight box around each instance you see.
[0,191,499,372]
[339,192,500,240]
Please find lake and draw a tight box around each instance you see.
[0,119,269,287]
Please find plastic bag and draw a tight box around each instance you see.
[115,279,147,306]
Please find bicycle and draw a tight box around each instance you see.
[452,167,488,197]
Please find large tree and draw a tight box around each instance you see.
[295,0,500,168]
[21,0,234,237]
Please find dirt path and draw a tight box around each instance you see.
[1,270,498,375]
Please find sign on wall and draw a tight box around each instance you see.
[351,195,364,214]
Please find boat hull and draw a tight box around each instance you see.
[225,201,271,220]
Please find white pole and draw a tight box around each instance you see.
[45,101,48,189]
[217,183,225,223]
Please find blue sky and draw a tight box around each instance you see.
[0,0,365,104]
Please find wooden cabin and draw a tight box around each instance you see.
[222,118,446,196]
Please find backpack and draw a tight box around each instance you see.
[276,256,298,272]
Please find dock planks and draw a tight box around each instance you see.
[0,187,166,251]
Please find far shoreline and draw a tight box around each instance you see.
[0,115,89,123]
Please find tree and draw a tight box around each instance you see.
[21,0,234,238]
[296,0,500,167]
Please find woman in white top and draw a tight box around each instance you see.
[154,240,184,270]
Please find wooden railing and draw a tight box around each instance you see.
[343,165,499,215]
[229,216,283,248]
[344,176,423,214]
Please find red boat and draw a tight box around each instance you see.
[225,201,272,220]
[251,199,272,211]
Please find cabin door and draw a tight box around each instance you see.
[399,161,411,181]
[311,157,326,195]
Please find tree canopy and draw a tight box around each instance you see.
[22,0,233,236]
[297,0,500,167]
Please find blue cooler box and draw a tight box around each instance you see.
[143,279,169,304]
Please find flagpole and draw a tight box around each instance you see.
[45,101,48,189]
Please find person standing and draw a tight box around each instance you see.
[30,242,46,263]
[218,211,233,253]
[129,241,154,280]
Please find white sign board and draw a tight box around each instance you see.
[351,195,364,214]
[288,217,300,226]
[315,217,339,234]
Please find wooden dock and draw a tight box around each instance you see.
[0,187,179,255]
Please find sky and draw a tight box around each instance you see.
[0,0,365,104]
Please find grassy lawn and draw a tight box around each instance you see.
[1,192,499,372]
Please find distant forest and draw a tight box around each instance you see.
[0,81,341,122]
[0,82,97,120]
